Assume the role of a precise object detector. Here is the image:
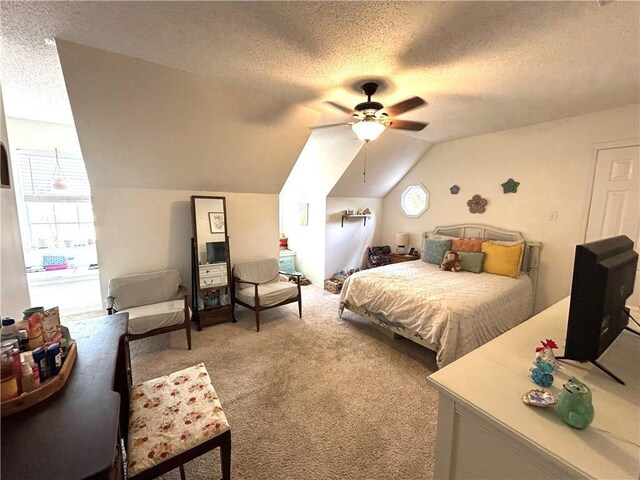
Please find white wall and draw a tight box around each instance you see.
[279,128,363,285]
[6,118,82,154]
[325,197,383,277]
[382,104,640,313]
[92,187,279,304]
[0,91,30,318]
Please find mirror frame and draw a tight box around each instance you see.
[190,195,230,293]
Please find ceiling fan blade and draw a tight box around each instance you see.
[325,101,354,114]
[388,119,428,131]
[385,97,427,117]
[311,122,352,130]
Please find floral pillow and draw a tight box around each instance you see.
[367,246,391,268]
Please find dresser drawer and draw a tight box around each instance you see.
[199,264,227,288]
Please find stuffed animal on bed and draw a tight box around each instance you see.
[440,251,462,272]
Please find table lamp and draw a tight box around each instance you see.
[396,232,410,254]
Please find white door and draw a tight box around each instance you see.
[586,145,640,308]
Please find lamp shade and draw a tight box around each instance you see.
[395,232,410,247]
[352,119,385,142]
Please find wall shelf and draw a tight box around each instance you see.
[341,214,370,227]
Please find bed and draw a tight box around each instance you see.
[339,224,542,368]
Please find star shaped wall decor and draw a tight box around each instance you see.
[501,178,520,193]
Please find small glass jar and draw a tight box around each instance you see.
[1,346,19,401]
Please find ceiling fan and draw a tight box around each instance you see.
[314,82,428,142]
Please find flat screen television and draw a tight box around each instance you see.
[564,235,638,384]
[206,241,226,264]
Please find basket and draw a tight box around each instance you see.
[324,277,344,294]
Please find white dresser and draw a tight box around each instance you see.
[198,262,228,289]
[428,297,640,480]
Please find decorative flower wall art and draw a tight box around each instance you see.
[467,194,488,214]
[501,178,520,193]
[450,185,460,195]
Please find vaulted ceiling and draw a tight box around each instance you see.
[1,1,639,195]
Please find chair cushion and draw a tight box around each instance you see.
[108,270,184,311]
[127,363,229,478]
[121,299,188,335]
[367,246,391,268]
[236,281,298,307]
[234,258,279,290]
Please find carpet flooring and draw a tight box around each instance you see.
[129,285,440,479]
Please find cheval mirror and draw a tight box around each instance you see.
[190,196,233,330]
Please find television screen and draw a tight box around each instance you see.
[565,235,637,362]
[206,241,226,264]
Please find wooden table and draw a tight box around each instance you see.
[1,313,130,479]
[389,253,420,264]
[428,297,640,479]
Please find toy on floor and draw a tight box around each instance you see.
[440,251,462,272]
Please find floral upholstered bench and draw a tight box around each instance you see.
[127,363,231,480]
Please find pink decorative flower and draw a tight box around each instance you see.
[467,194,488,214]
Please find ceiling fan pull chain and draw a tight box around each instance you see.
[363,140,368,184]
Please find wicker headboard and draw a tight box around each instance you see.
[423,224,542,303]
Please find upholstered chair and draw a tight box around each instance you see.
[232,258,301,332]
[107,269,191,349]
[365,245,392,269]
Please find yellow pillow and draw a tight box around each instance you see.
[481,241,523,279]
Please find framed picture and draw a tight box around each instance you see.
[208,212,225,233]
[298,202,309,226]
[409,247,416,255]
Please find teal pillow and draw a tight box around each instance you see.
[279,256,303,276]
[423,239,452,265]
[445,250,486,273]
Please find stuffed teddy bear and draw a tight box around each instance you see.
[440,251,462,272]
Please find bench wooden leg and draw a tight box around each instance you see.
[255,310,260,332]
[186,323,192,350]
[179,464,186,480]
[221,431,231,480]
[298,297,302,318]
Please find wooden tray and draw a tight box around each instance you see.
[1,342,77,417]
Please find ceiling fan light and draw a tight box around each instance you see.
[352,120,385,142]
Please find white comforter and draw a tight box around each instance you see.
[339,260,533,367]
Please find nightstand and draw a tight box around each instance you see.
[389,253,420,264]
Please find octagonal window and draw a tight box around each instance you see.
[401,184,429,217]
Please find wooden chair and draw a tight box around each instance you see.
[107,269,191,349]
[232,258,301,332]
[124,363,231,480]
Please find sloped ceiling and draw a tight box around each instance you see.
[55,40,319,193]
[329,132,431,198]
[1,1,639,196]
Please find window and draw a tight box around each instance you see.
[15,149,97,265]
[12,146,101,317]
[400,184,429,217]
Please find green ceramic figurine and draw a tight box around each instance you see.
[557,377,594,430]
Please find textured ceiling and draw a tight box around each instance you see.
[2,1,639,144]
